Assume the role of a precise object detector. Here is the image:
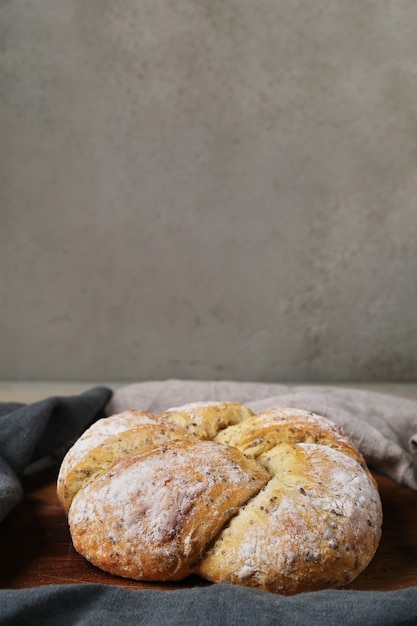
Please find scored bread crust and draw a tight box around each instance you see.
[58,402,382,594]
[68,439,269,581]
[57,409,198,513]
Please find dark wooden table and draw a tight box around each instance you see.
[1,470,416,592]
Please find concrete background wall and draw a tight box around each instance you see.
[1,1,417,383]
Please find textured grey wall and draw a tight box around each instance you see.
[1,1,417,383]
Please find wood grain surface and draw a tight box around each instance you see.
[1,470,416,592]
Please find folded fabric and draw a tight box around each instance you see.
[0,386,112,523]
[107,380,417,489]
[1,582,417,626]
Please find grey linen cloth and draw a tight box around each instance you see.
[0,386,112,524]
[107,380,417,489]
[1,583,417,626]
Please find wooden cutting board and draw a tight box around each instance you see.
[1,470,416,591]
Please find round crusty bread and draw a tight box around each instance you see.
[58,402,382,594]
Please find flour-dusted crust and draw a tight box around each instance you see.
[57,409,197,513]
[69,439,268,581]
[58,402,383,594]
[197,442,381,593]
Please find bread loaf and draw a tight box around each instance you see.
[57,402,382,594]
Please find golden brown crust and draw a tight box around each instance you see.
[214,407,365,467]
[159,401,254,439]
[196,442,381,593]
[58,402,383,594]
[57,409,197,513]
[68,439,269,581]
